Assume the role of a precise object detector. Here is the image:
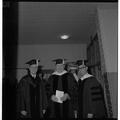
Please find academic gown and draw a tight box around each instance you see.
[70,73,80,113]
[16,74,48,119]
[45,70,75,119]
[78,73,108,118]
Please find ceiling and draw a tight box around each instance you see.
[18,2,117,44]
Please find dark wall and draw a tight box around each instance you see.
[3,1,18,120]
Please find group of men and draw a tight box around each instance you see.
[17,58,108,120]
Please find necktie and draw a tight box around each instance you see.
[78,79,82,86]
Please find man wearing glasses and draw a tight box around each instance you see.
[76,60,107,119]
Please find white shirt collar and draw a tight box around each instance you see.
[30,73,36,79]
[81,73,93,81]
[73,73,79,82]
[52,70,67,76]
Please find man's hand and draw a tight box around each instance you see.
[60,93,70,102]
[87,113,93,118]
[43,109,46,114]
[21,110,27,116]
[51,95,58,102]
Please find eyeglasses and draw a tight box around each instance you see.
[78,67,86,70]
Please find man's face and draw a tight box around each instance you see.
[56,64,65,72]
[29,64,38,75]
[70,69,76,74]
[78,65,87,76]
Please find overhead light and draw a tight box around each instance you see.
[60,34,70,40]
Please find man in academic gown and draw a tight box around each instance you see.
[67,62,80,118]
[76,60,108,118]
[45,59,75,119]
[17,59,48,120]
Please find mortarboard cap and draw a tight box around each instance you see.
[52,58,66,65]
[37,65,43,73]
[76,60,88,67]
[38,65,43,69]
[69,62,78,70]
[26,59,40,66]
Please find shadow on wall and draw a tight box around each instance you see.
[3,1,19,120]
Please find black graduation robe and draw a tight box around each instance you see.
[16,74,48,119]
[45,71,75,119]
[78,73,108,118]
[70,73,80,113]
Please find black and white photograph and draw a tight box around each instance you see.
[3,1,118,120]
